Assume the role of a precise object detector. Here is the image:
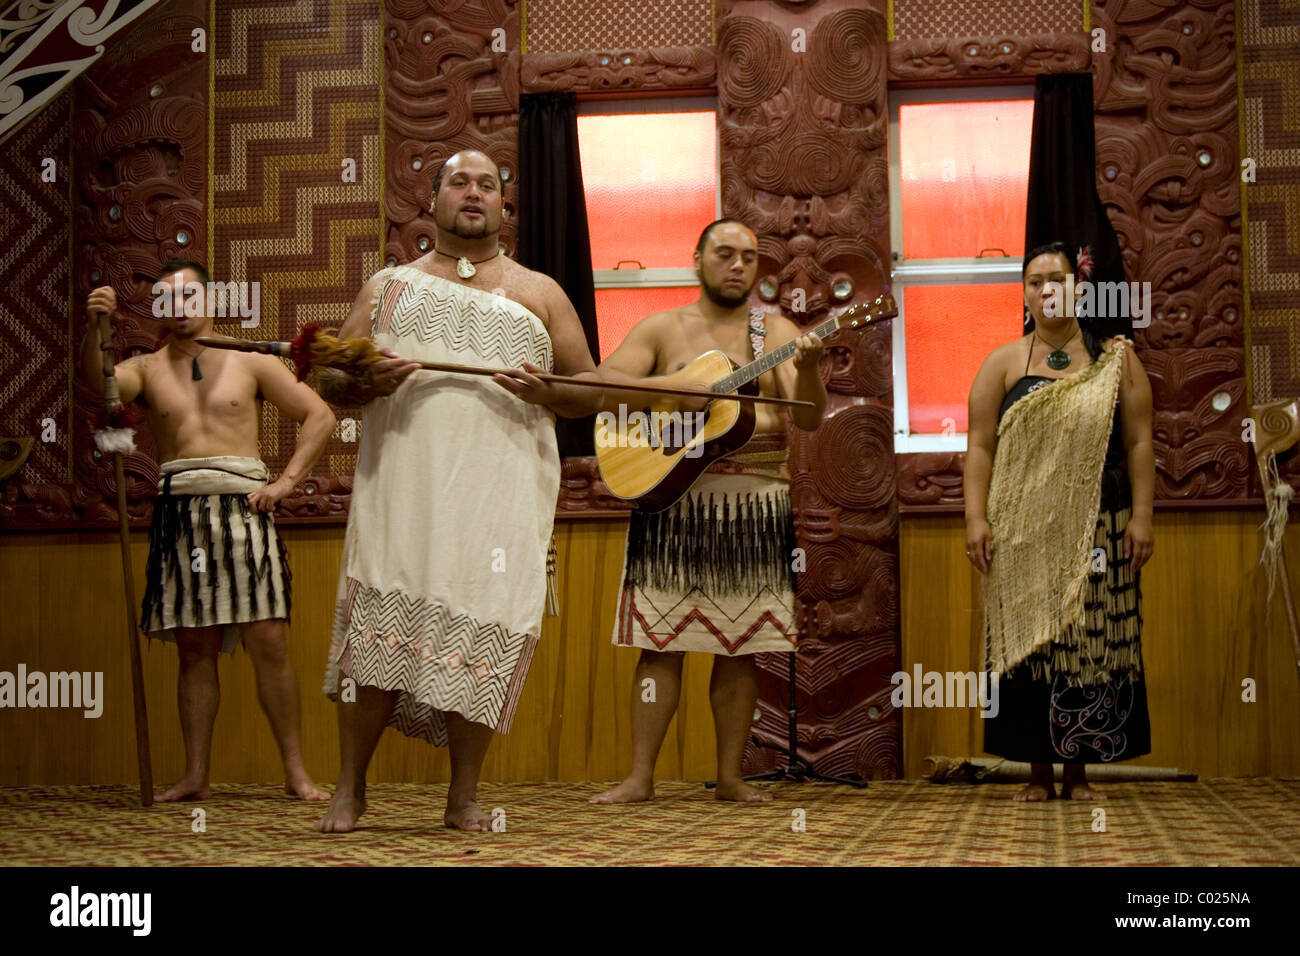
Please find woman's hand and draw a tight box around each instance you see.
[1124,513,1154,572]
[966,518,993,574]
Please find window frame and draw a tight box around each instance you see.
[887,84,1035,454]
[577,96,720,299]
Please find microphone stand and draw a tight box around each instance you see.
[705,650,868,789]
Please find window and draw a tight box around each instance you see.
[577,98,719,359]
[888,87,1035,452]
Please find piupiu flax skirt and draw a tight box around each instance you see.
[613,438,798,656]
[983,490,1150,764]
[139,457,291,654]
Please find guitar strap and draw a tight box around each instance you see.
[748,308,766,360]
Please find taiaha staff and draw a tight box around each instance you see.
[93,310,153,808]
[195,326,816,410]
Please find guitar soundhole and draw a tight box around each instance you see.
[655,407,710,455]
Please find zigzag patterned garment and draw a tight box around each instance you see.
[324,266,559,745]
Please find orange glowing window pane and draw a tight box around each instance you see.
[594,286,700,360]
[905,284,1023,434]
[899,100,1033,259]
[578,111,717,269]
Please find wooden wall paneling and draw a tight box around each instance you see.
[7,508,1300,783]
[0,536,44,781]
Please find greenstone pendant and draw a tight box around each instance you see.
[1046,349,1071,371]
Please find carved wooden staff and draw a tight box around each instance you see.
[94,310,153,808]
[194,325,815,409]
[1252,399,1300,683]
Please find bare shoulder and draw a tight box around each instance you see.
[983,337,1026,374]
[358,267,393,297]
[240,350,288,386]
[628,307,680,340]
[498,258,559,320]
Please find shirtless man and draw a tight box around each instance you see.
[314,149,656,832]
[81,260,335,801]
[591,219,826,804]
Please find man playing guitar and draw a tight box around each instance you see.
[591,218,826,804]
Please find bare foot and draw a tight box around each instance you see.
[714,780,773,803]
[156,778,211,802]
[444,800,494,831]
[317,792,366,833]
[1062,782,1107,801]
[1013,782,1056,802]
[285,775,330,801]
[589,779,654,804]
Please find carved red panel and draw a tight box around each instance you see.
[1143,347,1251,500]
[719,0,899,780]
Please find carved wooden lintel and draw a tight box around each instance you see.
[887,32,1091,83]
[521,46,716,95]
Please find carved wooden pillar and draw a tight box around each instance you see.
[69,0,208,525]
[718,0,900,778]
[1093,0,1247,500]
[384,0,520,264]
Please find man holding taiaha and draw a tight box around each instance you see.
[316,149,651,832]
[590,219,827,804]
[80,259,336,802]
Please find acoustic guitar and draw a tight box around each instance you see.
[594,293,897,511]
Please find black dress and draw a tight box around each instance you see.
[981,375,1151,764]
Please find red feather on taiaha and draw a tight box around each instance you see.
[288,323,387,381]
[91,402,140,455]
[99,404,138,431]
[1076,245,1094,283]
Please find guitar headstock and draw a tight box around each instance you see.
[830,292,899,331]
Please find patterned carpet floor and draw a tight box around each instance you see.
[2,779,1297,866]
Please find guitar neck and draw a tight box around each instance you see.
[711,314,840,394]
